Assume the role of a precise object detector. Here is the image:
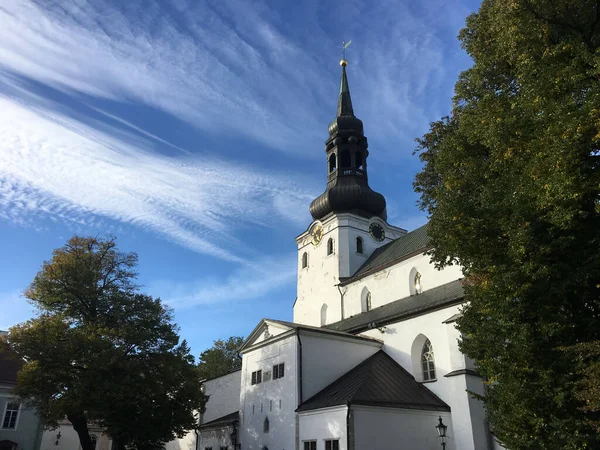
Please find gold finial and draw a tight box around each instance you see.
[341,40,352,67]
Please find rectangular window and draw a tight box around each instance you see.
[303,441,317,450]
[220,447,227,450]
[2,402,19,429]
[263,371,271,382]
[273,363,285,379]
[251,369,262,385]
[325,439,339,450]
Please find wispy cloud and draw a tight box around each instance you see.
[0,88,314,262]
[149,253,298,309]
[0,0,469,154]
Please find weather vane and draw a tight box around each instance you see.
[341,40,352,67]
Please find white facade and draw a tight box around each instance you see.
[294,213,405,326]
[352,407,453,450]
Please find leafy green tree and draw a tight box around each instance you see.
[6,236,203,450]
[197,336,243,380]
[414,0,600,448]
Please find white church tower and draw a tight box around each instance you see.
[294,59,405,327]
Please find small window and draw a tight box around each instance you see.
[325,440,340,450]
[273,363,285,380]
[303,442,317,450]
[340,150,351,168]
[327,238,334,255]
[220,447,227,450]
[329,154,337,173]
[270,400,273,411]
[422,339,436,381]
[2,401,20,429]
[302,252,308,269]
[264,417,270,433]
[356,236,363,254]
[414,271,422,294]
[355,151,364,169]
[251,370,262,385]
[261,403,263,412]
[321,303,328,326]
[366,292,372,312]
[252,405,255,414]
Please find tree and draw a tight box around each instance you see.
[6,236,204,450]
[414,0,600,448]
[197,336,243,380]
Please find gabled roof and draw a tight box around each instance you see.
[296,351,450,412]
[200,411,239,429]
[240,318,382,353]
[341,223,430,285]
[326,279,464,333]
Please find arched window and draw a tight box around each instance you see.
[355,151,363,169]
[302,252,308,269]
[320,303,328,326]
[361,288,370,313]
[421,339,436,381]
[414,271,422,294]
[327,238,334,255]
[340,150,351,168]
[264,417,270,433]
[356,237,363,254]
[329,154,337,173]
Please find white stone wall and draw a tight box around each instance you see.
[203,370,242,423]
[39,423,111,450]
[298,406,348,450]
[340,252,463,319]
[357,305,491,450]
[294,213,405,327]
[240,334,298,450]
[198,428,234,450]
[299,331,381,401]
[353,406,453,450]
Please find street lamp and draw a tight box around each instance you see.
[435,416,448,449]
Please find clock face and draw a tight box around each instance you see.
[369,223,385,242]
[311,224,323,246]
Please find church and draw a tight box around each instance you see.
[34,60,502,450]
[194,60,504,450]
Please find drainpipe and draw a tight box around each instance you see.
[297,330,303,403]
[346,401,352,450]
[337,284,346,320]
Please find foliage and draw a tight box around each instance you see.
[6,236,203,450]
[414,0,600,448]
[197,336,243,381]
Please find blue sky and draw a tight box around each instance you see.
[0,0,479,356]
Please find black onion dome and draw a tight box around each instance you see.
[309,60,387,221]
[309,177,387,220]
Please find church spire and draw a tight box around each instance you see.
[337,60,354,117]
[309,59,387,221]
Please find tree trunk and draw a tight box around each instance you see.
[68,412,95,450]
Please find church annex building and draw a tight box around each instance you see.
[194,60,504,450]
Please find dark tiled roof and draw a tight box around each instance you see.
[0,348,22,385]
[342,223,430,284]
[200,411,239,429]
[326,279,464,333]
[296,351,450,412]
